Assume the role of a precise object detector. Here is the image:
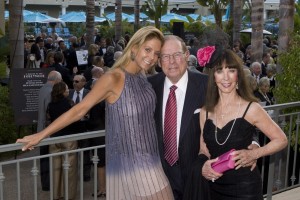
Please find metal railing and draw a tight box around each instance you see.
[0,130,105,200]
[0,102,299,200]
[262,102,300,199]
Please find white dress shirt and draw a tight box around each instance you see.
[162,70,188,149]
[72,88,84,103]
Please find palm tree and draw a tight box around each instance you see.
[134,0,140,32]
[142,0,168,29]
[115,0,122,41]
[250,0,264,63]
[86,0,95,47]
[232,1,242,44]
[276,0,294,74]
[278,0,294,53]
[196,0,229,29]
[9,0,24,69]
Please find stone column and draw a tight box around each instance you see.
[61,3,68,15]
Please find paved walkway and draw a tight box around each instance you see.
[265,187,300,200]
[1,148,105,200]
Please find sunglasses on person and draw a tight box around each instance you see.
[73,80,80,83]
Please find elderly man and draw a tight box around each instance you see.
[250,61,264,83]
[37,70,62,191]
[148,35,209,199]
[69,75,91,181]
[85,67,104,90]
[187,54,200,73]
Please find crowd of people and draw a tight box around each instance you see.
[17,26,287,200]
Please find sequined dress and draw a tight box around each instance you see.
[105,69,174,200]
[203,102,263,200]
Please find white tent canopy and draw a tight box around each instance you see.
[240,28,272,35]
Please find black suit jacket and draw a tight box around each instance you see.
[50,63,74,89]
[261,62,267,76]
[69,88,90,133]
[69,88,89,103]
[148,70,208,196]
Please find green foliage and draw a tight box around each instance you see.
[141,0,168,20]
[294,3,300,35]
[275,33,300,150]
[0,35,9,63]
[67,23,86,38]
[96,21,134,39]
[185,21,207,38]
[0,86,17,146]
[274,33,300,104]
[0,62,7,78]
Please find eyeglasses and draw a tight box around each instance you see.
[73,80,80,83]
[160,52,185,62]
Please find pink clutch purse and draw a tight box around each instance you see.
[211,149,236,173]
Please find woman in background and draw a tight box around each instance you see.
[254,77,274,106]
[47,81,78,200]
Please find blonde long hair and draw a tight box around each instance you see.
[112,26,164,69]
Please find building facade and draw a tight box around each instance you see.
[4,0,280,20]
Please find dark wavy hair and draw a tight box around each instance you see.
[205,49,258,112]
[51,81,67,103]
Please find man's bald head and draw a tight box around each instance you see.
[91,67,104,79]
[48,71,62,84]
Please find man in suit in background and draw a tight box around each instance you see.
[68,75,91,181]
[261,51,271,76]
[148,35,208,200]
[37,70,62,191]
[250,61,265,83]
[50,51,77,89]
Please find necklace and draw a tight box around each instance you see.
[220,97,231,119]
[215,97,241,145]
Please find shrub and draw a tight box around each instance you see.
[0,86,17,145]
[275,33,300,104]
[274,33,300,151]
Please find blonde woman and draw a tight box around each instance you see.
[17,26,174,200]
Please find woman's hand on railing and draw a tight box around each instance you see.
[16,133,43,151]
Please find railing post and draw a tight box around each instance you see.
[31,160,39,200]
[63,154,70,200]
[79,151,84,200]
[17,163,21,200]
[266,154,275,200]
[283,115,291,188]
[50,156,53,200]
[0,165,5,200]
[92,149,100,200]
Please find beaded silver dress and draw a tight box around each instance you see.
[105,69,174,200]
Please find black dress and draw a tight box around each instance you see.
[203,102,263,200]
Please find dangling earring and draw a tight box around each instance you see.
[236,82,239,90]
[130,52,135,61]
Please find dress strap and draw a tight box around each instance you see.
[242,102,253,118]
[206,111,208,120]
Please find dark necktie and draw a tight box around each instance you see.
[75,91,80,104]
[164,85,178,166]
